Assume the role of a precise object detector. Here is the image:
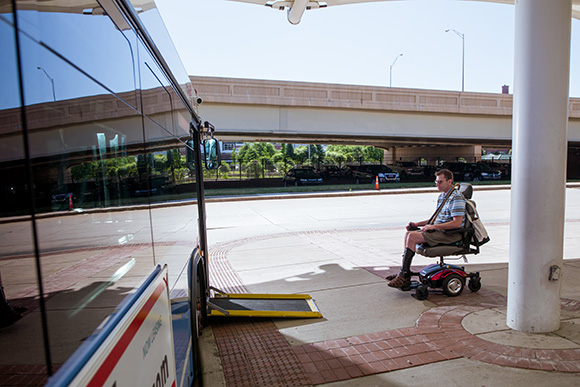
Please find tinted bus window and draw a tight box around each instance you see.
[134,1,196,110]
[1,1,201,382]
[0,5,47,373]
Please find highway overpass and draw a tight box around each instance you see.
[4,75,580,166]
[192,75,580,149]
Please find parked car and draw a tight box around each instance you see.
[467,163,501,181]
[478,161,510,180]
[439,162,473,181]
[340,165,356,178]
[51,193,72,204]
[389,161,424,179]
[51,192,74,210]
[421,165,438,177]
[439,162,501,181]
[319,166,342,180]
[350,165,400,183]
[283,168,323,186]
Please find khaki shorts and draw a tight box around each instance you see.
[422,230,462,246]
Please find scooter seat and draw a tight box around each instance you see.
[416,244,465,257]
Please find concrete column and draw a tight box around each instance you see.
[507,0,571,332]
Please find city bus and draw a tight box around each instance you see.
[1,0,216,385]
[1,1,321,385]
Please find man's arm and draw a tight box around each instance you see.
[407,219,430,230]
[421,216,463,231]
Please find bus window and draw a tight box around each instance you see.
[2,1,207,384]
[16,3,139,107]
[0,5,46,371]
[133,1,194,109]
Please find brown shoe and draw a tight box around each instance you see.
[387,274,411,288]
[385,274,397,281]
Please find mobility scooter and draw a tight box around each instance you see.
[390,183,486,300]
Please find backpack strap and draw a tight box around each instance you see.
[427,183,461,225]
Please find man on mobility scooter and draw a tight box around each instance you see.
[388,169,466,289]
[387,169,484,299]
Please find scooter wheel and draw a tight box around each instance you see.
[416,285,429,300]
[442,274,465,297]
[468,278,482,293]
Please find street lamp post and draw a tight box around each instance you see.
[389,53,403,87]
[445,29,465,92]
[37,66,56,101]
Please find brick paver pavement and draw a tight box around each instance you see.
[208,229,580,386]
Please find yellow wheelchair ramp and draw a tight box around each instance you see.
[208,290,322,318]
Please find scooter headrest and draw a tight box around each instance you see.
[459,183,473,199]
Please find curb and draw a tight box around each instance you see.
[2,183,580,224]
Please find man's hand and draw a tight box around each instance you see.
[421,224,437,232]
[406,222,420,231]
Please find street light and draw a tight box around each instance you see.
[445,29,465,92]
[37,66,56,101]
[389,53,403,87]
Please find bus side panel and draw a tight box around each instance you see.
[1,1,202,384]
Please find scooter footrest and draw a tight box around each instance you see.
[400,280,421,291]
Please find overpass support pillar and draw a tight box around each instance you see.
[507,0,571,332]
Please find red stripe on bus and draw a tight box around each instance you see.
[87,280,167,386]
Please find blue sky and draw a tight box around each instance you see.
[157,0,580,96]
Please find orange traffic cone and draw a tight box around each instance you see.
[68,194,73,210]
[375,176,379,190]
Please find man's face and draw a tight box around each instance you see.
[435,175,453,192]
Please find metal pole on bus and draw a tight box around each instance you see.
[191,121,209,328]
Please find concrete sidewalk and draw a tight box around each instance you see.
[200,191,580,386]
[3,185,580,386]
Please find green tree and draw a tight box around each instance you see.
[246,160,262,178]
[166,149,182,184]
[253,142,276,158]
[273,159,295,174]
[294,146,309,164]
[310,144,325,165]
[237,143,259,163]
[325,145,382,164]
[272,150,293,175]
[71,161,99,182]
[281,143,295,160]
[136,154,153,180]
[117,160,138,179]
[71,157,138,183]
[236,143,279,178]
[362,146,383,163]
[325,151,346,167]
[231,147,238,165]
[351,146,364,163]
[326,145,356,162]
[219,162,231,179]
[153,153,167,174]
